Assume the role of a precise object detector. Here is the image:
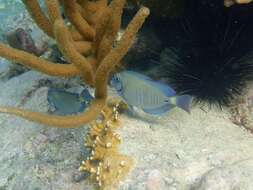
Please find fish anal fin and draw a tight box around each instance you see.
[124,71,152,81]
[143,104,175,115]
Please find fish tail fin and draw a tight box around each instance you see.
[176,95,193,113]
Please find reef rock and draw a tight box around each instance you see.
[192,159,253,189]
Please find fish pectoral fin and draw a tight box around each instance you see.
[142,104,175,115]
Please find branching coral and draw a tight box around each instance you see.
[79,99,133,189]
[0,0,149,128]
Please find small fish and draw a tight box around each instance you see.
[110,71,193,115]
[47,88,93,115]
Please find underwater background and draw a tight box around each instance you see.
[0,0,253,189]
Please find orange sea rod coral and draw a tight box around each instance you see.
[0,0,149,128]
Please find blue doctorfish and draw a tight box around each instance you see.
[47,88,93,115]
[110,71,193,115]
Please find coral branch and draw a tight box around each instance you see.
[22,0,54,38]
[63,0,95,40]
[0,99,106,128]
[77,0,107,13]
[95,7,150,98]
[53,19,95,86]
[93,7,111,58]
[76,4,95,26]
[77,0,108,26]
[96,0,126,63]
[0,43,80,77]
[68,27,84,41]
[73,41,92,55]
[44,0,62,23]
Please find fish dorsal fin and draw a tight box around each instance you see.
[123,71,152,81]
[143,104,175,115]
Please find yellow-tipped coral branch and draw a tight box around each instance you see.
[79,100,133,189]
[0,99,106,128]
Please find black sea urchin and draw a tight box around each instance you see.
[157,0,253,107]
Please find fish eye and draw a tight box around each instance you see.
[114,75,120,81]
[113,75,123,91]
